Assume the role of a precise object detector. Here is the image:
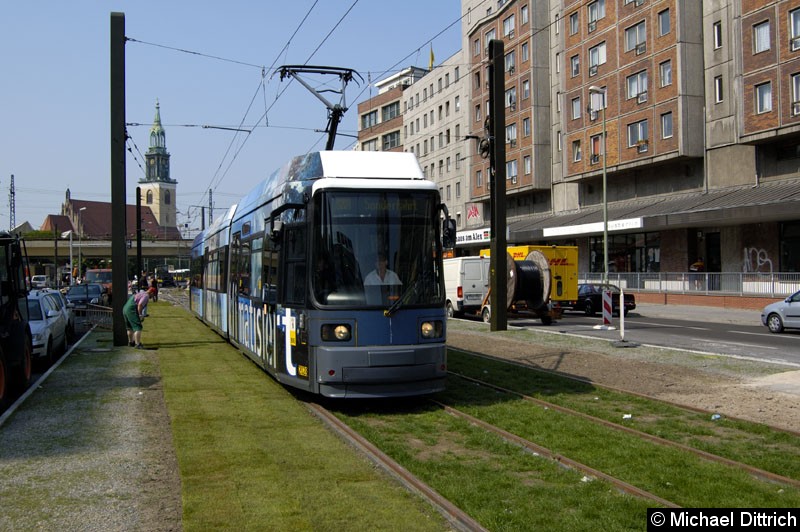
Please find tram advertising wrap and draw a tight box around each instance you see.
[190,151,456,398]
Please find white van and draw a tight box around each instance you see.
[443,256,490,318]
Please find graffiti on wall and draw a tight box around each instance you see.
[742,247,773,273]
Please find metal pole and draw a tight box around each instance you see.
[601,104,608,286]
[488,39,507,332]
[589,86,609,286]
[78,209,85,282]
[110,12,128,345]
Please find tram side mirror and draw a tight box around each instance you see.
[442,218,456,249]
[269,219,283,242]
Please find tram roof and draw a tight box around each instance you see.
[234,151,427,219]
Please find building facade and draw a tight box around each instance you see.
[358,0,800,275]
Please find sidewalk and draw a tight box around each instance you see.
[632,302,763,327]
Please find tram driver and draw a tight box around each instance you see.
[364,251,402,305]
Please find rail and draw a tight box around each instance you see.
[579,272,800,299]
[82,304,113,330]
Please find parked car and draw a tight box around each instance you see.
[31,274,49,288]
[561,283,637,317]
[27,289,69,367]
[761,289,800,333]
[41,288,76,342]
[65,283,109,309]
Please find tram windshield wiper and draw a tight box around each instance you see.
[384,277,419,317]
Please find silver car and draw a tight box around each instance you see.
[761,289,800,333]
[27,289,69,367]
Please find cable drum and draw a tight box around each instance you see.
[502,250,551,310]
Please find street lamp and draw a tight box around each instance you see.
[589,85,608,286]
[60,230,73,284]
[77,207,86,282]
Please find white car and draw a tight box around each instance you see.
[31,275,49,288]
[761,289,800,333]
[40,288,76,342]
[27,289,69,367]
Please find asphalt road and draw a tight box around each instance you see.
[506,303,800,366]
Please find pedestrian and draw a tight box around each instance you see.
[123,288,150,349]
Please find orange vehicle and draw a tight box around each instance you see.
[84,268,114,303]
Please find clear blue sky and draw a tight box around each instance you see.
[1,1,462,232]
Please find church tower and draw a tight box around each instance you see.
[140,100,177,233]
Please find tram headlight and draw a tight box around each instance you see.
[321,323,351,342]
[420,320,443,339]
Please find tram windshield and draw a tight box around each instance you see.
[312,190,444,308]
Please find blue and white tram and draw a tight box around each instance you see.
[190,205,237,336]
[190,150,454,398]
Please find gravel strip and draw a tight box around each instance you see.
[0,332,182,531]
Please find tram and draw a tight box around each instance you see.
[190,150,455,398]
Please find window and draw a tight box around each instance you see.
[455,153,461,170]
[714,76,723,103]
[590,134,603,159]
[523,155,531,174]
[626,70,648,99]
[521,5,529,25]
[521,42,529,62]
[485,28,496,52]
[475,104,481,122]
[589,42,607,72]
[381,101,399,122]
[473,38,481,56]
[661,112,673,138]
[572,140,582,162]
[571,55,580,77]
[625,21,646,52]
[792,74,800,115]
[756,82,772,113]
[505,123,517,143]
[522,79,530,99]
[503,14,515,37]
[555,51,561,73]
[382,131,400,150]
[505,87,517,108]
[454,67,459,81]
[588,0,605,23]
[455,95,461,112]
[505,51,516,72]
[456,181,461,198]
[792,9,800,51]
[361,110,378,129]
[446,184,451,200]
[506,160,518,181]
[627,119,648,147]
[476,169,483,188]
[572,97,582,120]
[754,21,770,54]
[713,21,723,49]
[473,71,481,91]
[569,12,579,35]
[660,60,672,87]
[362,139,378,151]
[146,190,153,204]
[523,117,530,136]
[658,9,670,36]
[438,132,444,148]
[589,87,606,111]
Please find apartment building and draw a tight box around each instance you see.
[356,67,427,153]
[357,0,800,275]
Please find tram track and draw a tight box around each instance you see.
[446,370,800,491]
[454,347,800,439]
[307,401,488,532]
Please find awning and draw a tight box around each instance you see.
[509,179,800,241]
